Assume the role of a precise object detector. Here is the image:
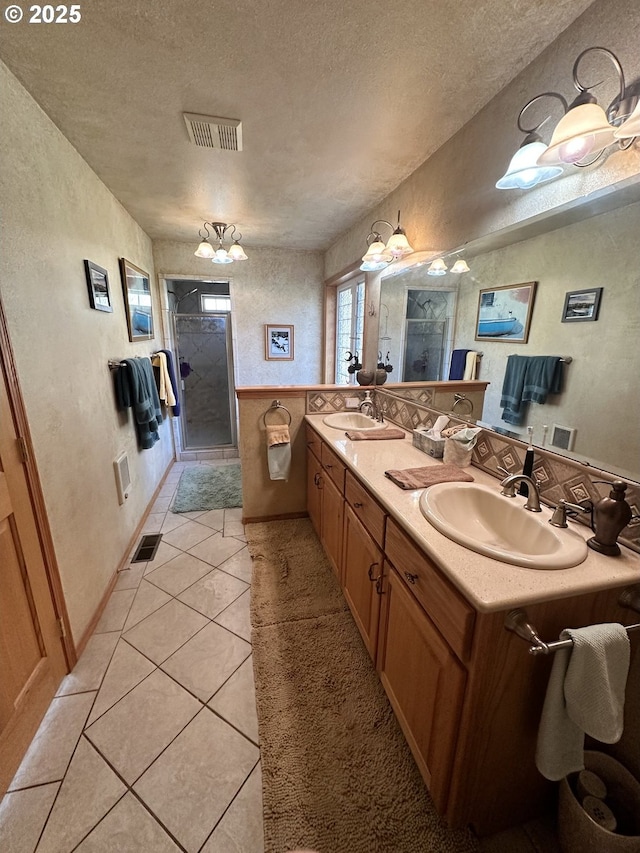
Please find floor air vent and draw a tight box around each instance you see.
[183,113,243,151]
[131,534,162,563]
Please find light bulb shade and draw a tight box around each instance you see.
[362,240,393,264]
[614,99,640,139]
[450,259,470,274]
[212,248,233,264]
[195,239,215,259]
[496,141,563,189]
[427,258,448,276]
[385,229,414,258]
[537,103,616,166]
[228,242,248,261]
[360,259,389,272]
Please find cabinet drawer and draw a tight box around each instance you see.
[321,442,346,494]
[305,425,322,461]
[345,471,386,549]
[385,517,475,662]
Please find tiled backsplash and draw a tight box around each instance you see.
[307,387,640,553]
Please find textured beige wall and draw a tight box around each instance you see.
[0,62,174,644]
[454,200,640,478]
[153,241,324,387]
[237,396,308,520]
[325,0,640,277]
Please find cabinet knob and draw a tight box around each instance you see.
[325,463,333,469]
[404,571,419,584]
[353,501,363,508]
[314,472,321,487]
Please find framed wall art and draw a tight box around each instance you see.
[475,281,537,344]
[561,287,603,322]
[265,324,294,360]
[119,258,154,341]
[84,260,112,312]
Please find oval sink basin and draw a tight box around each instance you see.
[419,482,588,569]
[323,412,387,431]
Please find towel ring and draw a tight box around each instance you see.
[262,400,292,428]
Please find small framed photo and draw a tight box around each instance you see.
[84,260,112,312]
[561,287,603,323]
[119,258,154,341]
[265,324,294,360]
[475,281,537,344]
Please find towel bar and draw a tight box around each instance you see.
[262,399,292,427]
[505,585,640,655]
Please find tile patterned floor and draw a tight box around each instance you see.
[0,461,263,853]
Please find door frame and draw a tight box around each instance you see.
[158,274,239,450]
[0,295,75,669]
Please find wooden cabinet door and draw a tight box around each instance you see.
[378,565,466,812]
[320,473,344,582]
[342,505,383,661]
[1,351,68,792]
[306,448,322,537]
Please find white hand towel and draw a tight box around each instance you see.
[268,444,291,481]
[536,623,630,781]
[463,351,478,380]
[265,423,291,480]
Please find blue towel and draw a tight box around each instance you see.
[500,355,528,424]
[160,348,181,416]
[115,357,162,449]
[522,356,563,403]
[500,355,563,425]
[449,349,470,380]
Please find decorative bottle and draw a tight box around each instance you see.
[587,481,633,557]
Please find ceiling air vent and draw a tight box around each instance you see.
[183,113,243,151]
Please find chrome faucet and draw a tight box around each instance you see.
[359,398,377,419]
[500,474,542,512]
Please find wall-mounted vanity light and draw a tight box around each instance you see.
[194,222,248,264]
[499,47,638,189]
[360,211,414,272]
[496,93,567,190]
[426,252,470,276]
[537,47,637,168]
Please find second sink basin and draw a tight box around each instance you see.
[419,482,588,569]
[323,412,387,431]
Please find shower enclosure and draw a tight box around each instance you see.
[173,313,236,449]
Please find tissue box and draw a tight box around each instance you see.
[412,429,445,458]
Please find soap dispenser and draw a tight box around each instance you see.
[587,481,632,557]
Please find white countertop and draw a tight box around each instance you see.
[306,414,640,613]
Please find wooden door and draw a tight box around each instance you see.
[0,341,69,793]
[320,474,344,582]
[342,505,383,661]
[377,565,466,812]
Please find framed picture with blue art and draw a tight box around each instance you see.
[119,258,154,341]
[475,281,537,344]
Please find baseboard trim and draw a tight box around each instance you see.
[74,455,175,658]
[242,510,308,524]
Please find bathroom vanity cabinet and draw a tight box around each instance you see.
[304,419,638,837]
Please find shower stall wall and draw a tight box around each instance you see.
[173,313,236,450]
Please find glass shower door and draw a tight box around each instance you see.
[174,313,236,449]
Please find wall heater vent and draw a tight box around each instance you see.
[551,424,577,452]
[182,113,243,151]
[114,453,131,505]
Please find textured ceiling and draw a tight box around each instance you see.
[0,0,596,250]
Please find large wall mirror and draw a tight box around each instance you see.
[372,191,640,483]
